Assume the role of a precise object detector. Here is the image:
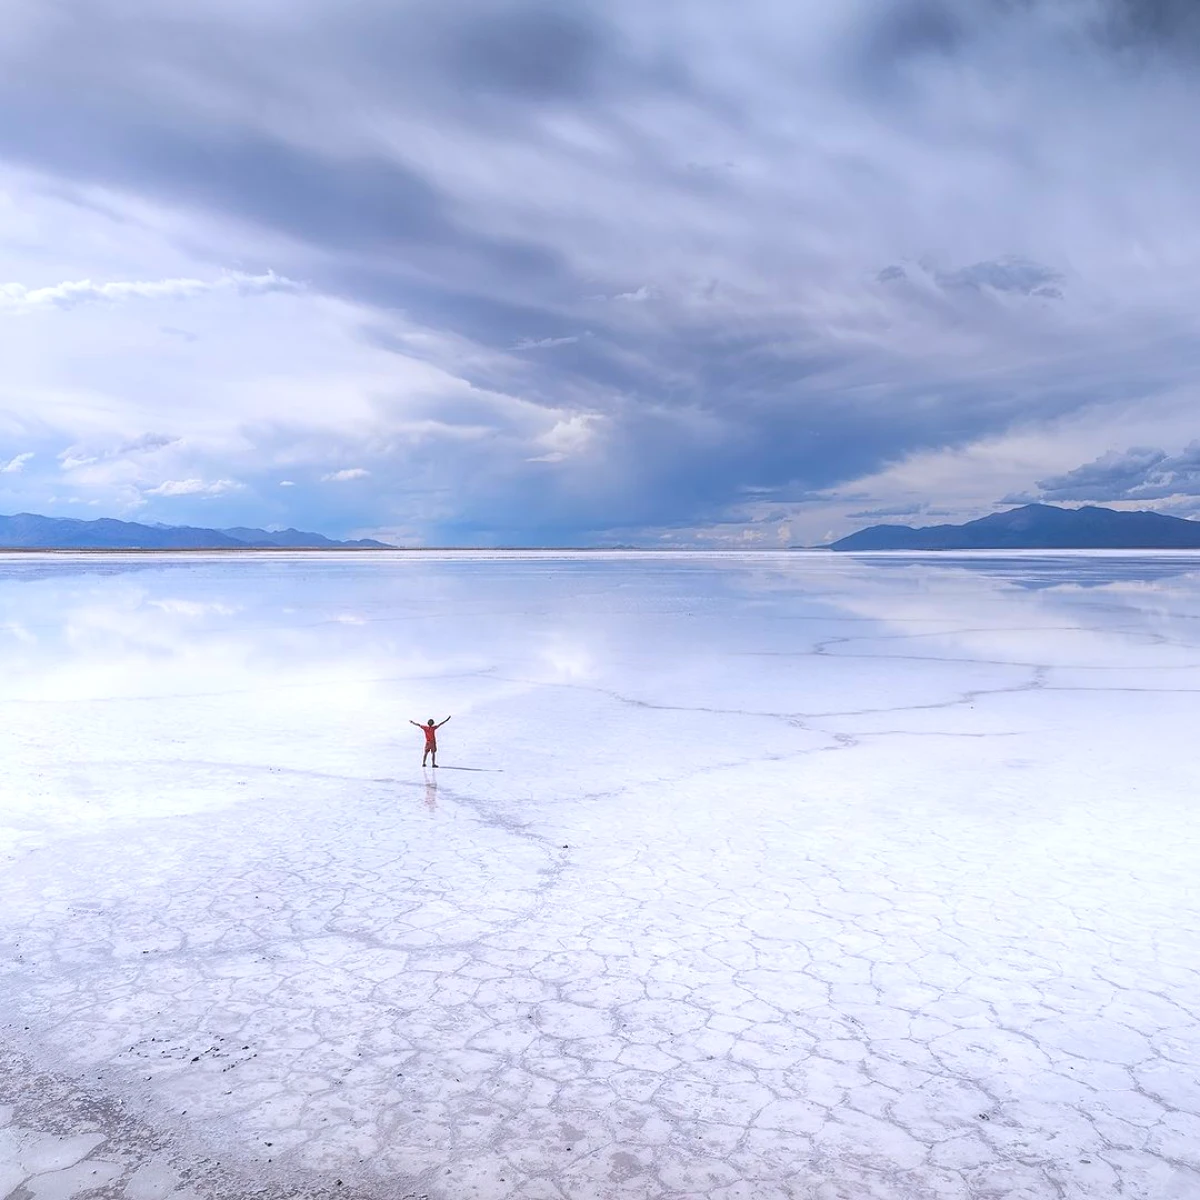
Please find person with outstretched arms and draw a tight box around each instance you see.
[411,716,451,767]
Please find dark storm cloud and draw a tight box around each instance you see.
[447,5,616,99]
[1036,445,1200,502]
[333,0,687,111]
[0,100,572,307]
[1099,0,1200,52]
[436,353,1123,541]
[845,0,1021,102]
[857,0,1200,78]
[0,0,688,354]
[857,0,970,80]
[1,0,1198,540]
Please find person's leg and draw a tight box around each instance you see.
[422,747,429,766]
[431,746,438,767]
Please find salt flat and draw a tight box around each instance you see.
[1,551,1198,1200]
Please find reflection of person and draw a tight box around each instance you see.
[410,716,451,767]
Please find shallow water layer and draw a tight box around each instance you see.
[1,551,1198,1199]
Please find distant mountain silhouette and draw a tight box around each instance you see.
[0,513,394,549]
[220,526,390,549]
[830,504,1200,550]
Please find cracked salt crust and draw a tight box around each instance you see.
[1,550,1199,1198]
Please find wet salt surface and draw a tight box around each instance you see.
[1,550,1199,1199]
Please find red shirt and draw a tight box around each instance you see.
[422,724,437,747]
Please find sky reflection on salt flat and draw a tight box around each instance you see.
[4,549,1200,823]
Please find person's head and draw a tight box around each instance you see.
[427,718,435,726]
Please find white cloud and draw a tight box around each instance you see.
[59,434,178,472]
[527,414,603,464]
[278,479,296,487]
[513,334,584,350]
[0,271,298,314]
[1032,444,1200,503]
[0,452,33,473]
[143,478,243,497]
[321,468,370,482]
[150,599,238,617]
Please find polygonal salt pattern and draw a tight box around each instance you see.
[1,550,1199,1199]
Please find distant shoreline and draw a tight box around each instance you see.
[0,545,683,553]
[0,545,718,553]
[0,546,401,554]
[7,546,1200,556]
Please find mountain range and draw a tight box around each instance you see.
[829,504,1200,550]
[0,513,394,550]
[8,503,1198,552]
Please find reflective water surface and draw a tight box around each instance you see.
[2,552,1199,1200]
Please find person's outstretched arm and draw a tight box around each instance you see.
[409,720,422,727]
[436,715,452,728]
